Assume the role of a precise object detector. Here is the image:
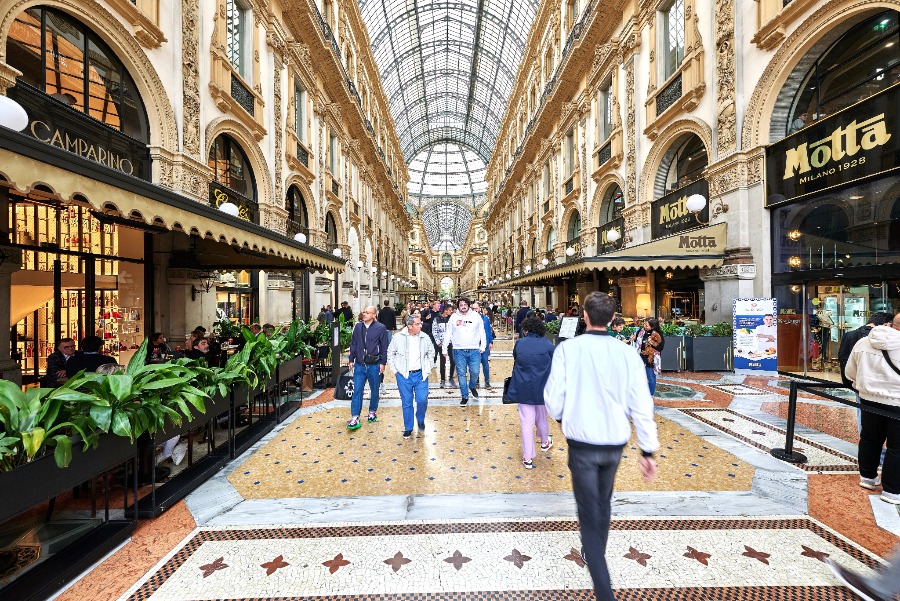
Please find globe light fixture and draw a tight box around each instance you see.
[505,273,511,279]
[293,232,307,243]
[332,248,342,257]
[788,256,802,268]
[541,258,549,266]
[513,269,520,276]
[219,202,240,217]
[381,270,387,277]
[525,265,532,273]
[685,194,707,213]
[605,228,620,243]
[356,260,363,269]
[565,246,575,257]
[0,95,29,131]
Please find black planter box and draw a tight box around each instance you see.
[660,335,685,371]
[156,391,232,440]
[279,356,305,381]
[686,336,734,371]
[0,434,136,524]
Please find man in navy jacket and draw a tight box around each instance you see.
[347,305,388,430]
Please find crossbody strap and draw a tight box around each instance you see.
[883,350,900,377]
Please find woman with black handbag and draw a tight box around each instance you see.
[506,316,556,469]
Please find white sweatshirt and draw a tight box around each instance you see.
[544,331,659,453]
[443,309,486,353]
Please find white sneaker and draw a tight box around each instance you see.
[881,491,900,505]
[860,476,881,490]
[172,441,189,466]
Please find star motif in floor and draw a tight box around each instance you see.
[742,546,770,565]
[564,547,586,568]
[444,550,471,571]
[801,545,830,562]
[504,548,532,569]
[624,546,652,567]
[684,546,711,566]
[383,551,412,572]
[322,553,350,574]
[199,557,228,578]
[261,555,289,576]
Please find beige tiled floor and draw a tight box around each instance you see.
[227,406,754,499]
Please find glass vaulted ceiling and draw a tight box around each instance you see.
[359,0,539,249]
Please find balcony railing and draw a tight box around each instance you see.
[565,236,582,261]
[331,179,340,197]
[286,220,309,240]
[230,73,255,116]
[656,72,683,116]
[597,140,612,168]
[564,175,575,196]
[296,142,309,168]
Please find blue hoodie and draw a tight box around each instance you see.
[481,313,494,345]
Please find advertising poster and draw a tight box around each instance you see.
[733,298,778,371]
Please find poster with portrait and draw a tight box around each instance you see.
[733,298,778,371]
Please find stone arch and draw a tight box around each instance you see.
[324,208,343,246]
[559,205,583,243]
[0,0,178,150]
[638,118,713,204]
[741,0,900,150]
[205,117,274,208]
[284,175,318,227]
[589,173,626,227]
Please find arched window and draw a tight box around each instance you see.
[788,11,900,136]
[286,185,308,226]
[567,211,581,241]
[657,134,707,197]
[325,212,338,245]
[600,185,625,224]
[546,227,556,252]
[442,253,452,271]
[6,7,150,141]
[797,203,850,243]
[208,134,256,201]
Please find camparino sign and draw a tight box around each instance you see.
[766,82,900,207]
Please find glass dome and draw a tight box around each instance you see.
[408,143,487,198]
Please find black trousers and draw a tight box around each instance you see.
[567,442,623,601]
[438,343,455,380]
[859,399,900,493]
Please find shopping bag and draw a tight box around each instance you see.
[334,368,354,400]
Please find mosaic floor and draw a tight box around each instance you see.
[53,364,898,601]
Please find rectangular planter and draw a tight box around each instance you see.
[156,391,232,440]
[0,433,136,523]
[686,336,734,371]
[279,356,305,381]
[660,335,685,371]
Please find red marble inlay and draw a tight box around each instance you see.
[260,555,289,576]
[564,548,586,568]
[199,557,228,578]
[623,547,651,567]
[684,546,712,566]
[801,545,830,562]
[504,549,532,569]
[384,552,412,572]
[742,546,770,565]
[444,550,471,571]
[323,553,351,574]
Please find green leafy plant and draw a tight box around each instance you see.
[394,302,405,313]
[0,375,104,471]
[242,326,277,382]
[710,322,734,337]
[621,325,638,339]
[337,313,353,351]
[660,323,684,337]
[684,323,713,337]
[214,318,242,342]
[546,319,561,335]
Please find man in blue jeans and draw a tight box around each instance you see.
[471,302,494,390]
[387,314,436,439]
[347,305,388,430]
[442,297,486,406]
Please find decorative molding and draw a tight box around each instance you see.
[700,263,757,281]
[182,0,201,158]
[714,0,736,156]
[104,0,166,48]
[624,58,637,211]
[0,60,20,93]
[751,0,820,50]
[274,55,284,207]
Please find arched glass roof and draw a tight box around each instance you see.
[419,199,472,250]
[358,0,540,164]
[408,143,487,198]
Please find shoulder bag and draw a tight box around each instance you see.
[502,376,516,404]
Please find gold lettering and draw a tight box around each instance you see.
[30,120,51,142]
[783,113,891,180]
[784,143,810,179]
[860,115,891,150]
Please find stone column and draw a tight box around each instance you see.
[701,261,757,324]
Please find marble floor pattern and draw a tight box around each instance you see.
[55,369,899,601]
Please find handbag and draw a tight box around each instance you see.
[502,376,516,404]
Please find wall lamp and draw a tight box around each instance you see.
[686,193,728,224]
[191,270,218,301]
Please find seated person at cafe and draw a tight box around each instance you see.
[66,335,116,377]
[184,336,211,361]
[41,337,79,387]
[148,332,173,363]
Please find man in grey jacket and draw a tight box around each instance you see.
[388,314,437,439]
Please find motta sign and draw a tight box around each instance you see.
[598,216,625,254]
[766,82,900,207]
[651,179,709,239]
[8,82,150,180]
[677,233,718,251]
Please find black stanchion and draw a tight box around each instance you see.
[771,379,809,464]
[331,321,341,388]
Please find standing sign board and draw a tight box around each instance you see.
[733,299,778,371]
[558,317,579,339]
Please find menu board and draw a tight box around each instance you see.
[558,317,579,339]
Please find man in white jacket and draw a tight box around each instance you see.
[544,292,658,601]
[388,314,437,439]
[442,298,486,406]
[845,312,900,505]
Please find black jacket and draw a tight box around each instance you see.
[66,352,116,376]
[338,307,354,323]
[839,324,873,387]
[514,306,530,333]
[377,306,397,331]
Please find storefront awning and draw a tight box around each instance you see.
[501,223,726,286]
[0,131,345,273]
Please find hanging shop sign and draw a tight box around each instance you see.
[8,82,150,180]
[733,298,778,371]
[766,82,900,207]
[597,216,625,254]
[651,179,709,239]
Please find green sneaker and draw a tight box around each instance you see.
[347,418,361,430]
[367,412,378,423]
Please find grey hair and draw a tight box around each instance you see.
[405,315,420,326]
[95,363,125,376]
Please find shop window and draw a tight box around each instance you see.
[5,7,149,141]
[787,11,900,137]
[209,134,256,201]
[600,185,625,224]
[226,0,251,82]
[325,212,338,245]
[661,0,685,82]
[286,185,308,227]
